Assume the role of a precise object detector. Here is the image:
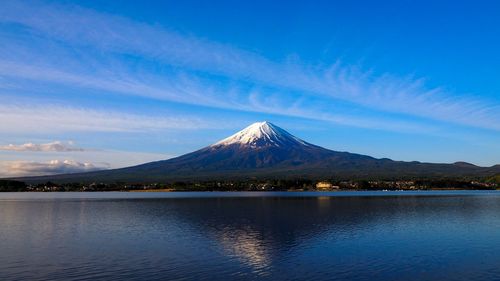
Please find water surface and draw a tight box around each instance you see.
[1,191,500,280]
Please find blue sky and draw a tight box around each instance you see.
[1,0,499,176]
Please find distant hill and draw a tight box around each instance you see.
[13,121,500,183]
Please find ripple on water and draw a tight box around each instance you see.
[1,192,500,280]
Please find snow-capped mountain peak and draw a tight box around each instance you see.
[212,121,309,148]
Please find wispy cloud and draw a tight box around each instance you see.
[0,103,218,133]
[3,160,109,177]
[1,0,498,132]
[0,141,84,152]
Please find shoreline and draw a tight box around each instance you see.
[1,188,499,193]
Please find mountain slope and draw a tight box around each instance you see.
[14,121,500,183]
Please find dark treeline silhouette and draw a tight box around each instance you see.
[0,180,27,192]
[1,177,498,192]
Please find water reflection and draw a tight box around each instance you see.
[1,193,500,280]
[218,226,271,274]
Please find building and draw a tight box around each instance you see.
[316,181,339,190]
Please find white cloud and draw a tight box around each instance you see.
[0,103,219,133]
[0,149,171,177]
[3,160,109,177]
[0,0,498,132]
[0,141,84,152]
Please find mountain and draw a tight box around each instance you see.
[15,121,500,183]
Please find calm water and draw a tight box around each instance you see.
[1,191,500,281]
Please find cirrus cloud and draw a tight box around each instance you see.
[0,0,498,132]
[0,103,222,133]
[0,141,84,152]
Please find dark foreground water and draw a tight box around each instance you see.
[1,191,500,281]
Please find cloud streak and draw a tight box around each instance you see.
[0,141,84,152]
[0,103,219,133]
[0,0,498,132]
[3,160,109,177]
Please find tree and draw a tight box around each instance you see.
[0,180,27,192]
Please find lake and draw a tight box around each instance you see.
[1,191,500,280]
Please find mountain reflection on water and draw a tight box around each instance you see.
[1,192,500,280]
